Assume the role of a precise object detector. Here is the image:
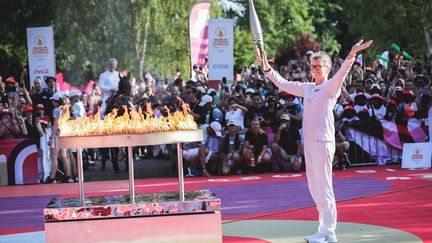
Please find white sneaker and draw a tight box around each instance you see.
[306,233,337,243]
[304,233,320,242]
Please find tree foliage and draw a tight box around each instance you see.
[0,0,54,79]
[339,0,431,64]
[0,0,429,83]
[222,0,343,70]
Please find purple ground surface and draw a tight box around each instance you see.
[0,178,390,229]
[0,195,57,229]
[203,178,391,216]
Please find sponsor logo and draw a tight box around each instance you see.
[212,64,230,69]
[411,147,423,161]
[32,35,49,55]
[33,68,49,75]
[313,89,320,93]
[212,27,229,47]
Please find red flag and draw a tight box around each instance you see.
[80,80,95,94]
[56,72,94,94]
[189,2,211,75]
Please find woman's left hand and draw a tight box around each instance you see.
[350,39,373,56]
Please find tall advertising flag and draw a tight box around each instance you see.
[249,0,264,60]
[189,2,211,77]
[208,19,234,83]
[27,26,56,88]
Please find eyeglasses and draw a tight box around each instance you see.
[311,64,327,70]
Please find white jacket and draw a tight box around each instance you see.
[266,56,355,142]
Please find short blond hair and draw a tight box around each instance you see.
[310,51,332,68]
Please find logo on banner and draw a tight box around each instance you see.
[411,147,423,161]
[32,35,49,55]
[212,63,230,70]
[212,27,229,47]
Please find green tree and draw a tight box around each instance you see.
[337,0,430,65]
[53,0,221,83]
[221,0,342,70]
[0,0,55,81]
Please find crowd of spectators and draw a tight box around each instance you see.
[1,50,431,181]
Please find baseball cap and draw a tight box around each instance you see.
[371,83,381,90]
[196,86,206,95]
[36,104,45,110]
[280,113,291,121]
[193,64,200,69]
[210,121,222,137]
[6,76,16,83]
[359,108,369,113]
[198,94,213,106]
[227,120,237,126]
[207,88,216,95]
[245,88,255,94]
[69,90,82,97]
[50,92,63,101]
[306,50,314,55]
[23,106,33,112]
[370,94,385,100]
[344,105,354,111]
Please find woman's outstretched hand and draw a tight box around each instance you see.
[349,39,373,56]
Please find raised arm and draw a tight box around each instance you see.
[265,70,307,97]
[327,40,373,97]
[257,49,307,97]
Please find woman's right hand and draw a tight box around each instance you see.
[255,48,271,71]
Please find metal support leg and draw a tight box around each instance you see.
[128,146,135,204]
[177,143,185,201]
[77,148,85,206]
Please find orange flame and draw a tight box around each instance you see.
[58,100,198,137]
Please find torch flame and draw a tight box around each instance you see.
[58,100,198,137]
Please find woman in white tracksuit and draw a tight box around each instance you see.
[257,39,373,243]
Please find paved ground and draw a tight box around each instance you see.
[1,165,431,242]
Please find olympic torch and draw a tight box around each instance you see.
[249,0,265,60]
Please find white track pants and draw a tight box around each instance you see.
[304,140,337,237]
